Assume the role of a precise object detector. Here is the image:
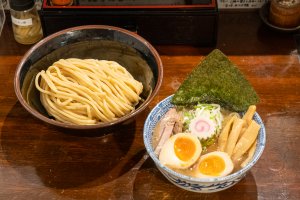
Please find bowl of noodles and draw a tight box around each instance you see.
[14,25,163,129]
[143,95,266,193]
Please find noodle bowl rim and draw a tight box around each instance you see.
[14,25,163,129]
[143,95,266,183]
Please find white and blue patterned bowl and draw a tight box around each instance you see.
[143,95,266,193]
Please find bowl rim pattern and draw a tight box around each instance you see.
[14,25,163,129]
[143,95,266,183]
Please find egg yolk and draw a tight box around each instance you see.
[174,137,196,161]
[198,155,225,176]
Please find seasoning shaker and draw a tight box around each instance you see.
[9,0,43,45]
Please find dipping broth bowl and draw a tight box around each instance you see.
[14,25,163,130]
[143,95,266,193]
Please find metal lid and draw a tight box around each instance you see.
[9,0,35,11]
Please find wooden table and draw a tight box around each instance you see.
[0,11,299,200]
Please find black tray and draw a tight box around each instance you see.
[40,0,218,46]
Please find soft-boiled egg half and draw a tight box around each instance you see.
[159,133,202,169]
[194,151,234,178]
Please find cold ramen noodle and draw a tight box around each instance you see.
[35,58,143,125]
[152,104,260,178]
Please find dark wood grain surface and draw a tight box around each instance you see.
[0,11,299,200]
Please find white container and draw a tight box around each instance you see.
[0,0,5,36]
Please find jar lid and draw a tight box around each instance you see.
[9,0,35,11]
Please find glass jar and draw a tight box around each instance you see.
[9,0,43,45]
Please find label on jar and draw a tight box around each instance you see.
[218,0,265,9]
[11,16,33,27]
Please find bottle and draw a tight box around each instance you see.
[9,0,43,45]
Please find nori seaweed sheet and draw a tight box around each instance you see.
[171,49,259,112]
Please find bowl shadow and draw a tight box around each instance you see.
[0,101,140,190]
[133,157,258,200]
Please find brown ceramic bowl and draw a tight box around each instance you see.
[14,25,163,130]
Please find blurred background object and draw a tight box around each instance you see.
[269,0,300,28]
[259,0,300,32]
[0,0,5,36]
[50,0,73,6]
